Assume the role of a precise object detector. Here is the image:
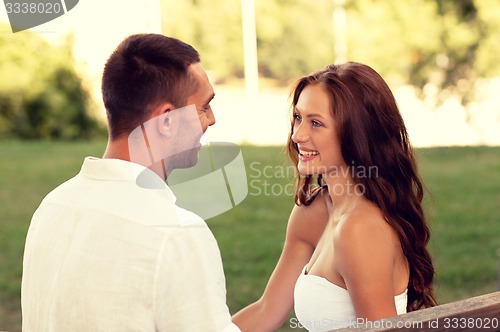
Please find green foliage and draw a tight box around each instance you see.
[346,0,441,86]
[161,0,500,96]
[255,0,335,83]
[474,0,500,77]
[161,0,245,82]
[0,25,103,140]
[161,0,335,83]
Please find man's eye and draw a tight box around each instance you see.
[203,104,211,111]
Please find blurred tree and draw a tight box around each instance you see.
[161,0,334,83]
[474,0,500,78]
[347,0,500,106]
[345,0,441,86]
[161,0,244,82]
[0,25,103,139]
[432,0,484,104]
[254,0,334,84]
[14,68,99,139]
[160,0,500,103]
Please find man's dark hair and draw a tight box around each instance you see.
[102,34,200,139]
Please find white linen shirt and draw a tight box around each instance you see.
[22,157,240,332]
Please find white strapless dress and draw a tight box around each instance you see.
[294,267,407,331]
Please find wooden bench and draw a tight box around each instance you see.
[336,291,500,331]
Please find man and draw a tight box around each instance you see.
[21,34,240,332]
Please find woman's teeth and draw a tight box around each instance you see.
[300,150,319,156]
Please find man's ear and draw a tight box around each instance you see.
[153,102,175,138]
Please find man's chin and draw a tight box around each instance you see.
[181,156,199,169]
[175,150,200,169]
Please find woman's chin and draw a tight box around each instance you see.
[298,164,320,176]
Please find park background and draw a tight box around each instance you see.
[1,0,499,330]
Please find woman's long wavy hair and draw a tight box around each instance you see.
[287,62,437,311]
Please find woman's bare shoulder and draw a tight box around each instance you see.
[333,200,408,304]
[334,200,399,267]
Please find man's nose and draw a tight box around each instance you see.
[207,108,216,126]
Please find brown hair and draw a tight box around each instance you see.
[101,34,200,139]
[287,62,437,311]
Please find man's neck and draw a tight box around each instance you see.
[103,137,168,180]
[103,137,130,161]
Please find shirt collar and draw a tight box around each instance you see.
[80,157,176,202]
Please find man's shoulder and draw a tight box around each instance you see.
[38,173,80,204]
[37,174,181,226]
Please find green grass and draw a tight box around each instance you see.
[1,141,499,331]
[417,147,500,303]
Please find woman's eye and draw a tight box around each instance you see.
[312,120,322,127]
[293,112,302,122]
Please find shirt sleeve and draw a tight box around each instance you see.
[153,209,240,332]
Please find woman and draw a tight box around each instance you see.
[232,62,437,331]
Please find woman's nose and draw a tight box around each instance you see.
[291,123,307,144]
